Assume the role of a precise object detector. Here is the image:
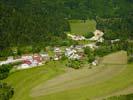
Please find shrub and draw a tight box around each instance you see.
[67,60,82,69]
[0,82,14,100]
[0,64,12,80]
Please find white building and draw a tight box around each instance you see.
[65,48,77,57]
[111,39,120,43]
[89,30,104,42]
[67,34,86,41]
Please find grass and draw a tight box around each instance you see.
[77,40,92,45]
[3,51,133,100]
[69,19,96,35]
[32,64,133,100]
[3,61,66,100]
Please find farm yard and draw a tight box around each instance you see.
[3,51,133,100]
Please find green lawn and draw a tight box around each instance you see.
[69,19,96,35]
[3,52,133,100]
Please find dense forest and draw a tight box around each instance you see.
[0,0,133,54]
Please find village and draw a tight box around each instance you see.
[0,30,120,70]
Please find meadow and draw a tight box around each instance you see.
[3,51,133,100]
[69,19,96,35]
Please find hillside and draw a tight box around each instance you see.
[3,51,133,100]
[0,0,133,100]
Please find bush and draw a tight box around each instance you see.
[88,54,95,63]
[128,56,133,63]
[0,64,12,80]
[67,60,82,69]
[84,47,95,63]
[0,82,14,100]
[84,32,94,39]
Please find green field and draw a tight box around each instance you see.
[3,51,133,100]
[69,19,96,35]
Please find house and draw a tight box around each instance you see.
[92,60,98,66]
[53,47,63,60]
[94,30,104,37]
[21,54,33,60]
[67,34,86,41]
[20,59,32,69]
[54,47,62,53]
[40,53,50,62]
[72,35,85,41]
[75,45,84,52]
[33,54,43,65]
[89,30,104,42]
[111,39,120,43]
[53,55,61,61]
[20,64,31,69]
[69,54,81,60]
[7,56,14,62]
[33,54,42,62]
[97,37,104,43]
[65,48,77,57]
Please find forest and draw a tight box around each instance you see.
[0,0,133,54]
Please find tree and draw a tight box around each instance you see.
[67,60,82,69]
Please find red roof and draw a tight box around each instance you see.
[23,60,32,65]
[33,56,42,62]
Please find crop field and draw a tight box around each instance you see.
[3,51,133,100]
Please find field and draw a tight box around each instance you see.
[4,51,133,100]
[69,19,96,35]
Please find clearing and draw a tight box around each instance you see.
[69,19,96,35]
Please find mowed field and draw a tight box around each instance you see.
[69,19,96,35]
[4,51,133,100]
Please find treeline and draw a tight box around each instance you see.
[0,64,14,100]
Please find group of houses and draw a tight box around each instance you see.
[19,53,50,69]
[67,30,105,43]
[65,45,84,60]
[0,30,106,69]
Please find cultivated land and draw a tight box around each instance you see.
[69,19,96,35]
[3,51,133,100]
